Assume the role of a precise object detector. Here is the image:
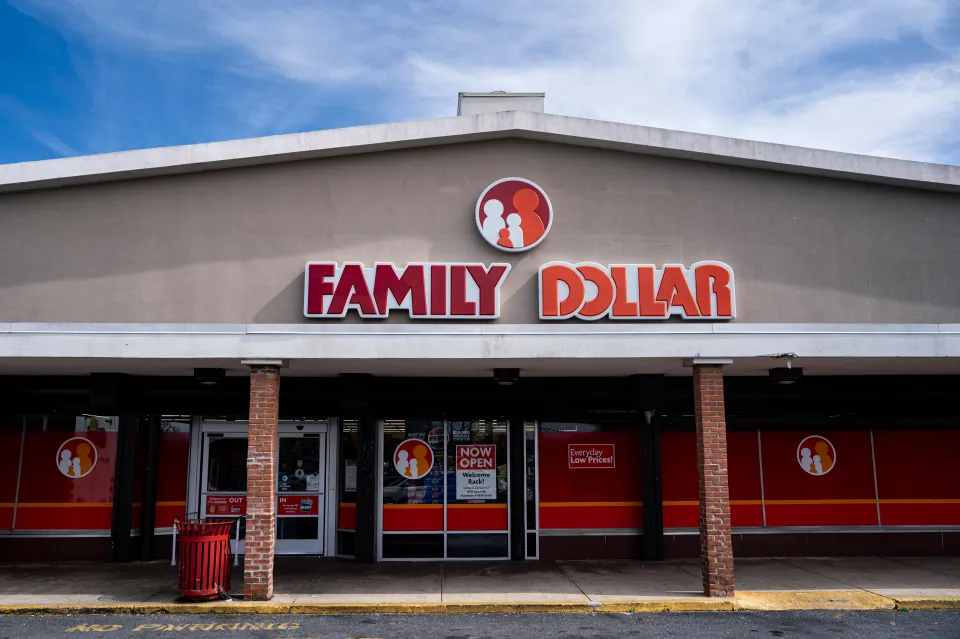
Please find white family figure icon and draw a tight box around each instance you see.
[480,199,506,245]
[58,448,88,477]
[505,213,524,248]
[799,447,814,473]
[396,449,410,476]
[59,450,73,476]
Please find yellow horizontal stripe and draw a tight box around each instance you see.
[16,502,112,508]
[663,501,698,507]
[339,502,357,508]
[6,500,186,509]
[447,504,507,509]
[383,504,442,509]
[540,501,642,508]
[766,499,878,506]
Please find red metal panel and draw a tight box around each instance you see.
[382,504,443,531]
[539,503,643,529]
[537,428,642,530]
[660,430,763,528]
[15,431,116,530]
[874,429,960,525]
[762,430,878,527]
[447,504,507,531]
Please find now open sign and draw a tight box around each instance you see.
[568,444,616,469]
[456,444,496,469]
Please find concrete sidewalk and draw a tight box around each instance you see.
[0,557,959,613]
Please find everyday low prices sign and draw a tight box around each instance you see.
[206,495,246,516]
[568,444,616,469]
[455,445,496,500]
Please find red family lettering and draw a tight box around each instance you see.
[304,262,511,319]
[539,261,735,320]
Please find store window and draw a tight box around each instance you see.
[380,419,509,560]
[205,437,247,493]
[525,420,538,558]
[538,421,643,532]
[381,419,445,559]
[337,419,358,556]
[445,419,508,558]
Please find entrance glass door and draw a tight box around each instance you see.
[275,431,326,554]
[379,419,508,560]
[199,422,328,556]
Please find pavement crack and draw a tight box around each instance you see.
[555,562,592,604]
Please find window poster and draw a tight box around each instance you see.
[455,445,496,500]
[344,461,357,492]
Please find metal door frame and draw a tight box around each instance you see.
[192,419,336,556]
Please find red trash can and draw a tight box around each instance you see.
[174,517,235,601]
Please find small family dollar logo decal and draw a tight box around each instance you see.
[56,437,98,479]
[393,438,434,480]
[476,177,553,252]
[796,435,836,477]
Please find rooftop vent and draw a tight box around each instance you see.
[457,91,545,116]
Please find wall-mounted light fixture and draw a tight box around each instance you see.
[194,368,226,386]
[769,356,803,385]
[493,368,520,386]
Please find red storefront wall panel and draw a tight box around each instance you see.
[447,504,508,531]
[538,429,643,530]
[0,430,21,529]
[873,429,960,525]
[660,430,763,528]
[382,504,443,531]
[16,432,116,530]
[761,430,878,527]
[339,503,357,530]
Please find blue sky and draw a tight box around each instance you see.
[2,0,959,166]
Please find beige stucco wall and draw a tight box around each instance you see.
[0,138,958,324]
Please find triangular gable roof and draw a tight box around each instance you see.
[1,110,958,194]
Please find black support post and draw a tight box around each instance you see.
[632,375,665,561]
[641,411,664,561]
[354,414,378,563]
[340,374,377,563]
[508,417,526,560]
[110,412,140,562]
[139,414,162,561]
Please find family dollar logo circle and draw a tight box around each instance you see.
[393,438,434,480]
[476,177,553,252]
[56,437,98,479]
[796,435,836,477]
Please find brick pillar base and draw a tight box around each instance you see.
[693,364,735,597]
[244,364,280,600]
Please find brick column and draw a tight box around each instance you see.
[691,361,735,597]
[243,362,281,600]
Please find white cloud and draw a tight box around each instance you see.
[13,0,960,163]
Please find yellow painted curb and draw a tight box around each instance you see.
[0,599,737,615]
[737,591,895,611]
[892,596,960,611]
[14,593,960,614]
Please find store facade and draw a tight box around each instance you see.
[1,93,959,599]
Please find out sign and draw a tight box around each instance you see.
[456,445,495,470]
